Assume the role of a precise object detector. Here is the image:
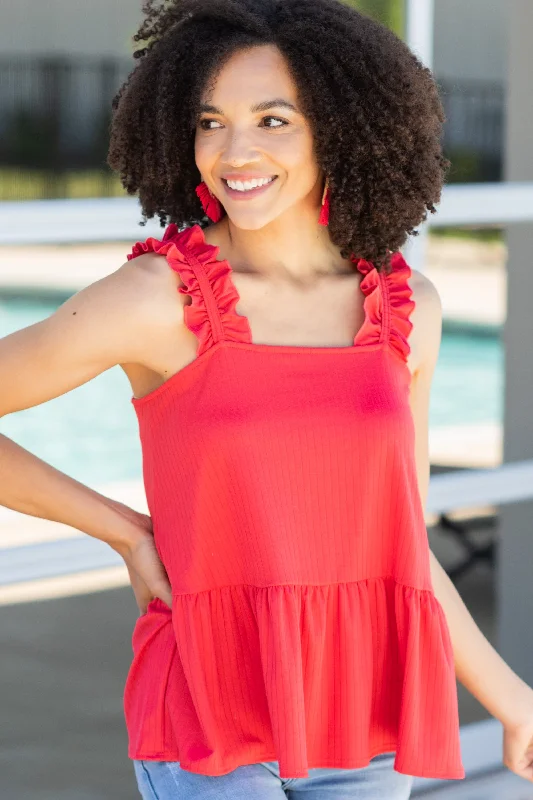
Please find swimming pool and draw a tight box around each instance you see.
[0,294,503,485]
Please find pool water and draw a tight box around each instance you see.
[0,295,503,486]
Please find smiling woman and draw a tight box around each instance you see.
[103,2,467,798]
[2,1,500,799]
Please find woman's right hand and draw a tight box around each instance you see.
[110,503,173,615]
[0,255,179,616]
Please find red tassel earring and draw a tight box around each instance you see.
[318,180,330,226]
[195,181,224,223]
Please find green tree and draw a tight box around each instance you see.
[342,0,405,37]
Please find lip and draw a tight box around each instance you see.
[221,175,278,201]
[221,173,277,181]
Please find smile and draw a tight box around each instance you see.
[225,176,275,191]
[222,176,278,199]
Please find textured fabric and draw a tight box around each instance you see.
[124,223,465,781]
[133,752,414,799]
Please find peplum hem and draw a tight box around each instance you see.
[127,223,252,355]
[124,577,464,780]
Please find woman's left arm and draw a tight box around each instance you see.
[408,269,533,782]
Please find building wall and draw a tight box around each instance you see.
[1,0,508,85]
[433,0,507,83]
[0,0,142,58]
[0,0,508,184]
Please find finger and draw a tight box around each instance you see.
[146,559,173,606]
[515,766,533,783]
[152,578,173,609]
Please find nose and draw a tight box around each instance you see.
[220,130,262,168]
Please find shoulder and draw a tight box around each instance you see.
[408,267,442,313]
[405,267,443,376]
[103,252,187,323]
[123,247,186,287]
[73,248,189,370]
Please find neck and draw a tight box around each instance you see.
[214,206,354,286]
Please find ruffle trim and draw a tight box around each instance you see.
[127,223,252,356]
[350,255,382,348]
[124,578,464,781]
[127,225,414,358]
[386,252,415,362]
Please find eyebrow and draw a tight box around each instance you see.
[198,98,300,115]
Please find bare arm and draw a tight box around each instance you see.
[0,253,182,609]
[409,270,533,780]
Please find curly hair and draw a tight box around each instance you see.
[107,0,449,272]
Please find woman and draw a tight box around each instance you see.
[3,0,533,797]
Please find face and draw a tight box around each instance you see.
[194,44,323,230]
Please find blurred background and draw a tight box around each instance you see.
[0,0,505,201]
[1,1,532,798]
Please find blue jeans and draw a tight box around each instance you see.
[133,752,414,799]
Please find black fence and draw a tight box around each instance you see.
[0,56,132,199]
[438,77,505,183]
[0,56,506,200]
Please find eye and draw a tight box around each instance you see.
[198,119,223,131]
[260,116,288,128]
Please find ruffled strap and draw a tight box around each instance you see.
[349,251,414,358]
[384,251,415,363]
[350,255,384,348]
[127,223,252,357]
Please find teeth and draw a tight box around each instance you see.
[225,177,274,192]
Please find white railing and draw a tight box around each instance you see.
[1,182,533,246]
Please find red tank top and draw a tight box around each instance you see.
[123,223,464,781]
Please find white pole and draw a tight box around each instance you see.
[402,0,435,273]
[405,0,434,66]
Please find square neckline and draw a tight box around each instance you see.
[196,224,386,354]
[130,224,392,406]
